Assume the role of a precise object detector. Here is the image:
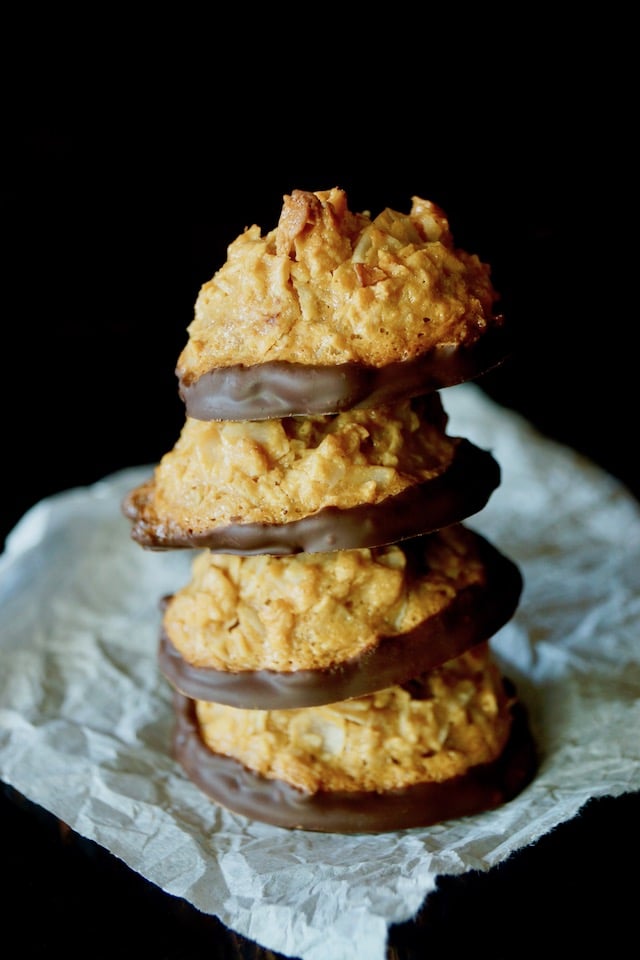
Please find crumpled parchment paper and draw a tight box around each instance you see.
[1,382,639,960]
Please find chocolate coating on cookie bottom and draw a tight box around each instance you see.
[172,690,537,833]
[159,533,523,708]
[126,439,500,554]
[179,329,510,421]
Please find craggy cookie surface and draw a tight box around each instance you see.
[176,188,508,419]
[122,394,500,552]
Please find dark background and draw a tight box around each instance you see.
[3,87,636,542]
[1,32,637,958]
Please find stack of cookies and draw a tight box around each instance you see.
[123,188,536,832]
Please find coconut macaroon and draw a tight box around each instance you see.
[159,525,523,708]
[176,188,510,420]
[172,643,537,832]
[122,394,500,553]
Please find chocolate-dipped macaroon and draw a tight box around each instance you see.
[122,394,500,554]
[172,644,536,833]
[177,188,510,421]
[159,525,523,709]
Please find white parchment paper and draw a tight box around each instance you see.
[1,383,639,960]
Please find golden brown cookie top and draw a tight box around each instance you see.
[176,188,508,419]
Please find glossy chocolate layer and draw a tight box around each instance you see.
[178,328,510,421]
[127,439,500,554]
[158,532,523,708]
[172,689,537,833]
